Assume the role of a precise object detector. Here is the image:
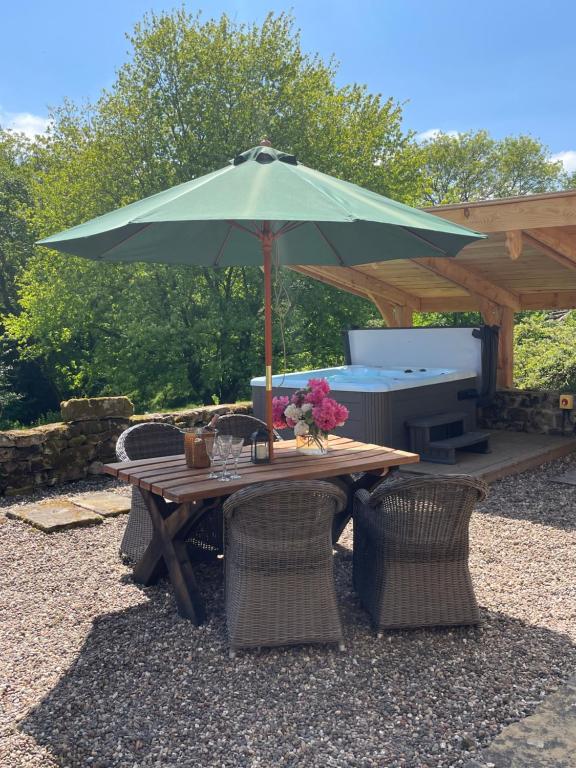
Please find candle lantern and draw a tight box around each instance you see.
[250,428,270,464]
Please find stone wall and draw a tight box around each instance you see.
[479,389,576,435]
[0,398,251,497]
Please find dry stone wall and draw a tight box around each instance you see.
[0,398,251,497]
[479,388,576,435]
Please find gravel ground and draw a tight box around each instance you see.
[0,460,575,768]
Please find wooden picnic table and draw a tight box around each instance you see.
[104,435,419,624]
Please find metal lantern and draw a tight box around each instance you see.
[250,428,270,464]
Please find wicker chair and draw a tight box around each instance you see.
[117,422,223,562]
[353,474,488,632]
[215,413,282,444]
[223,480,347,655]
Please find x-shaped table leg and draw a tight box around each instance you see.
[132,489,208,624]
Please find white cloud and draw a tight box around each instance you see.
[0,109,50,139]
[415,128,460,143]
[550,150,576,174]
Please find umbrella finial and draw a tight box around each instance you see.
[259,136,272,147]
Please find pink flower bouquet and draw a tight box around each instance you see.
[272,378,349,451]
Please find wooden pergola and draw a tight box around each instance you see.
[291,190,576,388]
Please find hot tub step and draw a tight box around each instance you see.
[427,431,491,464]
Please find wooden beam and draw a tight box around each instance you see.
[424,190,576,232]
[397,306,413,327]
[290,266,370,301]
[290,265,421,310]
[497,307,514,389]
[412,257,521,310]
[523,232,576,272]
[519,291,576,309]
[369,294,398,326]
[478,298,503,327]
[421,291,576,313]
[505,230,523,260]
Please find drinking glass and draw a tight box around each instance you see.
[228,437,245,479]
[205,429,220,479]
[216,434,233,481]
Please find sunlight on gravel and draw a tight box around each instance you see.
[0,461,574,768]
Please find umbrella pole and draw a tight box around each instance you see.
[262,225,274,461]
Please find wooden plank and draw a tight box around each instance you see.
[497,307,514,388]
[421,290,576,312]
[412,257,521,310]
[291,265,422,310]
[424,190,576,232]
[519,291,576,309]
[163,450,418,503]
[525,228,576,268]
[104,436,419,505]
[522,232,576,272]
[152,446,400,497]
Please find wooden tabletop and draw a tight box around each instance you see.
[103,435,419,504]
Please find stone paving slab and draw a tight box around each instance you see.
[466,674,576,767]
[70,492,130,517]
[6,501,103,532]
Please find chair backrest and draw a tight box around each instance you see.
[116,422,184,462]
[223,479,347,547]
[367,474,488,554]
[215,414,270,444]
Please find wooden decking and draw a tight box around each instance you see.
[399,429,576,483]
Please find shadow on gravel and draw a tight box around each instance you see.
[476,471,576,531]
[20,553,576,768]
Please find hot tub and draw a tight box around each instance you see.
[251,327,497,450]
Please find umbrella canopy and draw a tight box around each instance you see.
[40,144,483,265]
[39,143,486,457]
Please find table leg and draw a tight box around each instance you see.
[134,490,206,624]
[133,501,198,585]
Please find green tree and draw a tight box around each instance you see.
[514,313,576,391]
[417,130,564,205]
[8,10,409,410]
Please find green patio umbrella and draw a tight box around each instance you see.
[38,141,485,458]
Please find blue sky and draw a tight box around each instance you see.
[2,0,575,170]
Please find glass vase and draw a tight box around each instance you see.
[295,433,329,455]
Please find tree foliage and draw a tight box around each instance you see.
[515,313,576,391]
[1,10,574,423]
[417,130,563,205]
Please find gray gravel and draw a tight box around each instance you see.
[1,460,575,768]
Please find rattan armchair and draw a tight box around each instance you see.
[215,413,282,444]
[117,422,223,562]
[223,480,347,655]
[353,474,488,632]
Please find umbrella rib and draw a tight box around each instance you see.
[213,223,234,267]
[95,223,153,258]
[228,220,261,238]
[314,223,345,266]
[275,222,305,237]
[399,226,451,257]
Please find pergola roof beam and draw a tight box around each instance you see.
[524,228,576,271]
[411,257,521,310]
[291,265,421,310]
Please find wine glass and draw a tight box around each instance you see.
[205,429,220,479]
[216,434,233,481]
[228,437,245,479]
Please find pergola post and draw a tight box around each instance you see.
[370,296,413,327]
[496,307,514,389]
[398,306,413,327]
